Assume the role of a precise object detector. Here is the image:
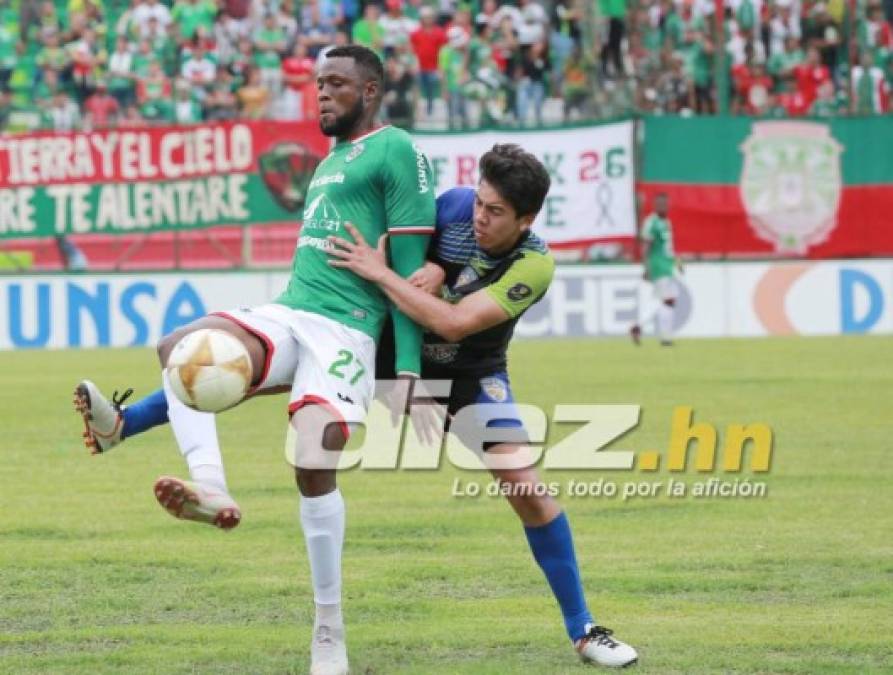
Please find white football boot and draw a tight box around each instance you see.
[73,380,131,454]
[153,476,241,530]
[309,622,348,675]
[576,624,638,668]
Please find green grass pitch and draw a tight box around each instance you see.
[1,336,891,674]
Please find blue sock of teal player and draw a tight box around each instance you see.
[121,389,169,439]
[524,511,593,642]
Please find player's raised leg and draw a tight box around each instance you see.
[73,381,137,454]
[151,314,267,528]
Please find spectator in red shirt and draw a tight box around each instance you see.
[736,61,774,115]
[792,47,830,110]
[409,6,446,117]
[281,40,317,121]
[83,80,120,129]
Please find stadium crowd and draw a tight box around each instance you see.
[0,0,892,132]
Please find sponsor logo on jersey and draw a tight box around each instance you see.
[480,376,508,403]
[297,235,335,251]
[308,172,346,190]
[414,144,430,194]
[423,342,460,364]
[352,309,367,320]
[345,142,365,163]
[302,193,342,232]
[507,283,533,302]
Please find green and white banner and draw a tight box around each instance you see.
[413,121,636,253]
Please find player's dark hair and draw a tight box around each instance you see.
[325,45,384,88]
[479,144,551,218]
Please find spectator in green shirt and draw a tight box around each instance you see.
[159,22,184,77]
[34,66,63,102]
[0,21,15,91]
[767,36,805,92]
[563,43,593,120]
[690,31,714,113]
[36,33,70,75]
[172,0,217,41]
[108,35,136,107]
[132,38,158,79]
[439,25,470,129]
[352,4,385,58]
[172,77,204,123]
[33,0,63,44]
[254,13,286,93]
[808,79,839,116]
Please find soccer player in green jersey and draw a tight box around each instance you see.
[75,45,434,675]
[630,192,681,346]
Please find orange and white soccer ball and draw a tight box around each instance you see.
[165,328,253,412]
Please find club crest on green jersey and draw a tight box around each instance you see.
[345,142,365,163]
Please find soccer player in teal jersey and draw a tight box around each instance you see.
[75,45,434,675]
[329,144,638,668]
[630,192,681,346]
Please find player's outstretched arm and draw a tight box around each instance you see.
[407,261,446,294]
[328,223,509,342]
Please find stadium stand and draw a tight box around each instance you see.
[1,0,891,269]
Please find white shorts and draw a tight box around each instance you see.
[653,276,678,302]
[211,304,376,436]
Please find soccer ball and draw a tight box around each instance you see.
[165,329,253,412]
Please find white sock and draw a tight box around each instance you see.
[162,370,227,492]
[300,489,345,623]
[315,601,342,627]
[657,303,674,341]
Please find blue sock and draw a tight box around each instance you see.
[121,388,169,440]
[524,512,593,642]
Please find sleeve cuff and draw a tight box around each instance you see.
[389,226,436,235]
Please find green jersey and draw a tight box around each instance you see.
[438,46,466,93]
[276,125,435,374]
[642,212,676,279]
[254,28,285,68]
[0,25,16,69]
[172,0,217,39]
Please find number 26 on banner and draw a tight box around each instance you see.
[579,147,628,182]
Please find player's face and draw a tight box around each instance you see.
[316,57,372,138]
[473,180,534,255]
[655,195,669,216]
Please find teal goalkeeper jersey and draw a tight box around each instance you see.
[641,212,676,279]
[276,125,436,370]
